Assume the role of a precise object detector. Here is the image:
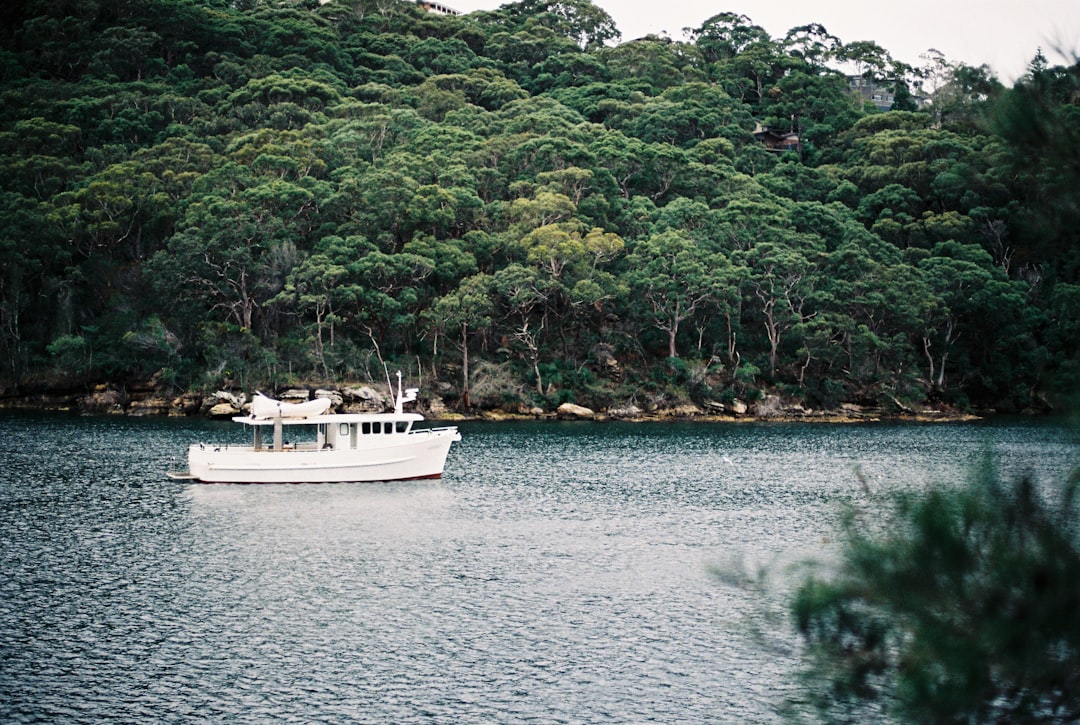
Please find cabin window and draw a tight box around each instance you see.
[383,422,393,434]
[362,422,372,435]
[396,421,409,433]
[339,423,350,437]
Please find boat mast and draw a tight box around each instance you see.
[394,371,418,415]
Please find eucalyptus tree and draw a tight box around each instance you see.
[425,273,495,409]
[482,26,580,90]
[273,250,347,377]
[624,83,752,148]
[597,37,703,94]
[491,263,556,395]
[336,241,436,355]
[834,39,893,82]
[813,240,936,402]
[144,160,319,354]
[493,0,620,51]
[914,241,1040,404]
[0,191,69,380]
[930,61,1005,130]
[993,59,1080,284]
[739,238,821,380]
[756,68,862,155]
[0,117,86,200]
[783,24,840,73]
[623,229,722,359]
[404,36,488,76]
[686,12,770,64]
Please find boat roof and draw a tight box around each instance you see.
[232,412,424,426]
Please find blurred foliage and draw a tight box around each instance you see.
[793,460,1080,723]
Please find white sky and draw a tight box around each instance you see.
[447,0,1080,82]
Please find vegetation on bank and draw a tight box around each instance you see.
[1,0,1078,416]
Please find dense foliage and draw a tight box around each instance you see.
[1,0,1077,411]
[793,462,1080,722]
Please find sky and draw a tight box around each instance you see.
[446,0,1080,83]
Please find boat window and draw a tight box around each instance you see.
[396,421,408,433]
[362,422,372,435]
[383,422,393,434]
[339,423,350,437]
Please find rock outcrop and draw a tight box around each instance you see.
[556,402,595,420]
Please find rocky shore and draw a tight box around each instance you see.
[0,380,981,424]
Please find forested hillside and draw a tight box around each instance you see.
[1,0,1078,414]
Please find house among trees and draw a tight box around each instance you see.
[848,76,895,110]
[753,123,801,155]
[848,76,929,111]
[417,1,460,15]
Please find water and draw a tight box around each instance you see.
[1,413,1076,723]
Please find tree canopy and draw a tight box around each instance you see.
[1,0,1076,413]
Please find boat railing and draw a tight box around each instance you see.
[409,426,458,437]
[192,441,325,452]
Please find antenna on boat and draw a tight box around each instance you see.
[394,370,418,414]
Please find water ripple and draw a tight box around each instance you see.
[1,413,1075,722]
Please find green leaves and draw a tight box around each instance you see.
[0,0,1073,411]
[794,463,1080,723]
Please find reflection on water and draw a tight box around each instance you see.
[1,413,1075,722]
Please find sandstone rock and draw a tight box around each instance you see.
[342,385,389,411]
[427,395,449,417]
[128,397,172,416]
[213,390,245,408]
[208,402,240,418]
[730,399,748,415]
[79,387,125,414]
[666,404,703,417]
[172,394,202,415]
[753,395,783,418]
[314,389,343,408]
[607,404,643,419]
[557,402,595,419]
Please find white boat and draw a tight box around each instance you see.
[171,374,461,484]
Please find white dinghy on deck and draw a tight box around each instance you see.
[173,374,461,484]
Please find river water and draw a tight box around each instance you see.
[1,412,1076,723]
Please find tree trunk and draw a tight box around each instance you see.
[923,336,936,389]
[460,322,470,409]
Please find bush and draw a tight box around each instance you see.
[792,460,1080,723]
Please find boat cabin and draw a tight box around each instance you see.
[244,413,422,452]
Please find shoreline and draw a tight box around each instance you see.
[0,383,988,424]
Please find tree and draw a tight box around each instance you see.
[274,251,345,377]
[624,230,720,359]
[835,40,893,81]
[497,0,619,50]
[783,24,840,72]
[492,263,555,395]
[793,461,1080,723]
[687,12,770,63]
[425,273,494,409]
[740,240,818,378]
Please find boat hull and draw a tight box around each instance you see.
[187,429,459,484]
